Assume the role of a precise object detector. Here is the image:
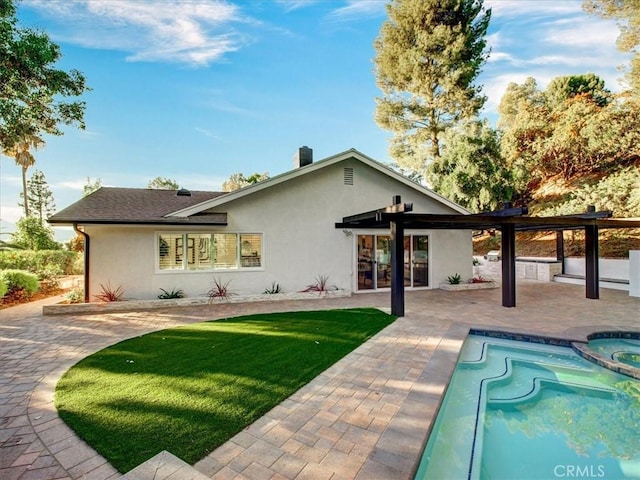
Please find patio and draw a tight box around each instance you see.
[1,281,638,479]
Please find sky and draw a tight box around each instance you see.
[0,0,632,240]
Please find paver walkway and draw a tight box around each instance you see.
[1,282,638,480]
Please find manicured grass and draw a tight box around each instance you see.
[55,308,395,473]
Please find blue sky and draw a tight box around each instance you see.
[0,0,631,239]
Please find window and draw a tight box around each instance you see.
[158,234,183,270]
[158,232,262,271]
[213,233,238,269]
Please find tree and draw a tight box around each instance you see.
[545,73,611,108]
[374,0,491,174]
[497,74,638,195]
[427,120,515,212]
[83,177,102,197]
[222,172,270,192]
[21,169,55,225]
[2,134,44,217]
[147,177,179,190]
[0,0,89,149]
[11,217,59,250]
[583,0,640,97]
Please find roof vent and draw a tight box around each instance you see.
[176,188,191,196]
[293,146,313,168]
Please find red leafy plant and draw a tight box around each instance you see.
[469,275,492,284]
[95,282,125,302]
[206,278,234,302]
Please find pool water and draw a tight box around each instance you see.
[588,337,640,369]
[415,334,640,480]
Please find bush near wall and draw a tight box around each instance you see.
[0,250,81,276]
[0,269,40,300]
[0,278,7,299]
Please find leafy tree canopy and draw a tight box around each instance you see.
[427,119,514,212]
[83,177,102,197]
[0,0,89,149]
[222,172,269,192]
[584,0,640,97]
[374,0,491,174]
[147,177,179,190]
[498,74,640,199]
[11,216,59,251]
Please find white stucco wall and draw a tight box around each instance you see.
[83,158,471,300]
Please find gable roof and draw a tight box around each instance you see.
[48,149,468,226]
[167,148,469,217]
[48,187,227,226]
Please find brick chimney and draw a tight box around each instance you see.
[293,146,313,168]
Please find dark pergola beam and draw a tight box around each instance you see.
[337,200,640,311]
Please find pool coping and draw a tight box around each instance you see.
[409,326,640,479]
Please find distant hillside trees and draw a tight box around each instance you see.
[222,172,269,192]
[374,0,491,175]
[499,75,640,198]
[147,177,179,190]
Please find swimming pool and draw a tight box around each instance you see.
[414,333,640,480]
[586,333,640,369]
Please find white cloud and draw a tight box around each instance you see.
[0,205,23,225]
[276,0,319,12]
[195,127,218,139]
[485,0,582,18]
[327,0,387,23]
[542,17,619,51]
[57,179,89,191]
[24,0,248,66]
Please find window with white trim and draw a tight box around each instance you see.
[158,233,262,271]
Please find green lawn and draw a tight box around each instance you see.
[55,308,395,473]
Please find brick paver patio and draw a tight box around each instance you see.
[1,281,638,479]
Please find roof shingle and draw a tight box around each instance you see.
[48,187,227,225]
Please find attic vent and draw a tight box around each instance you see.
[176,188,191,196]
[343,167,354,185]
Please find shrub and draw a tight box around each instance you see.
[206,278,234,302]
[447,273,462,285]
[0,269,40,299]
[158,287,185,299]
[264,282,282,294]
[65,288,84,304]
[301,274,336,293]
[94,282,125,302]
[0,278,7,299]
[0,250,80,276]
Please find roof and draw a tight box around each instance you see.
[168,148,469,217]
[48,149,469,226]
[48,187,227,226]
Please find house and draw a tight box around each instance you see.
[49,148,472,301]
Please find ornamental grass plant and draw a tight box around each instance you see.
[55,308,395,473]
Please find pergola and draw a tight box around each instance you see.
[336,196,640,316]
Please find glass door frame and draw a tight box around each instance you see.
[355,231,430,292]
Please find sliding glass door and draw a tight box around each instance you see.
[357,234,428,291]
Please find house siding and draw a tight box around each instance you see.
[84,158,471,300]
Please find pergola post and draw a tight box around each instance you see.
[390,196,405,317]
[585,224,599,299]
[501,223,516,307]
[556,231,565,274]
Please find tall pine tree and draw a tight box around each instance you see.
[374,0,491,175]
[20,169,55,225]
